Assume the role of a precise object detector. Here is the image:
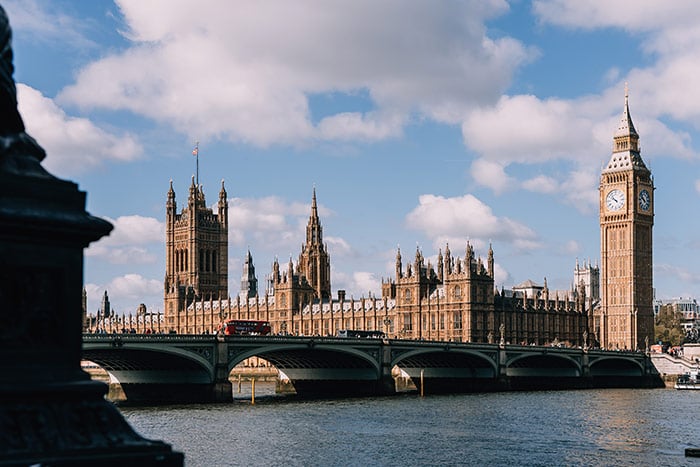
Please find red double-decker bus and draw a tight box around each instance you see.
[218,319,272,336]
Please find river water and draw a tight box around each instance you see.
[121,383,699,466]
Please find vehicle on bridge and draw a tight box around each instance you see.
[337,329,386,339]
[219,319,271,336]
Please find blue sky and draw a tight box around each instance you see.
[5,0,700,315]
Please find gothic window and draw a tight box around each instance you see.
[403,314,412,331]
[454,285,461,298]
[404,289,411,301]
[280,293,287,307]
[453,311,462,330]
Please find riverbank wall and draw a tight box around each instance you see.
[650,351,699,387]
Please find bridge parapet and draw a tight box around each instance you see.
[82,335,663,403]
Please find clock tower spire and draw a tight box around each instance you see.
[596,85,654,350]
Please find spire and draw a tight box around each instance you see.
[189,174,197,203]
[306,187,322,246]
[614,83,638,139]
[240,248,258,299]
[605,83,647,173]
[166,179,176,214]
[219,179,227,201]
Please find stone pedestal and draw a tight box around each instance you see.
[0,149,183,465]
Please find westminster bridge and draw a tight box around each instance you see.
[82,334,663,404]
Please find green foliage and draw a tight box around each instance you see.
[655,305,684,346]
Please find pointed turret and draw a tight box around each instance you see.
[100,290,111,318]
[395,246,403,279]
[298,187,331,299]
[218,179,228,225]
[487,242,494,279]
[604,84,648,173]
[240,248,258,299]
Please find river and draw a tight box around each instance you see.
[121,383,699,466]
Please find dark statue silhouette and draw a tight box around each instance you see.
[0,5,182,465]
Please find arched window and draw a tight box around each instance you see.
[404,289,411,301]
[454,285,461,298]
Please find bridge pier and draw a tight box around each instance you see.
[379,341,398,395]
[497,344,509,389]
[213,338,233,402]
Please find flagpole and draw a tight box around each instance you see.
[193,141,199,187]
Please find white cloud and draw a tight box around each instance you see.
[2,0,98,48]
[86,215,163,264]
[470,159,515,194]
[326,236,353,257]
[405,194,540,251]
[332,270,381,299]
[462,89,698,210]
[227,195,352,262]
[522,175,560,194]
[56,0,532,146]
[463,95,595,164]
[228,196,310,250]
[85,274,162,315]
[318,111,405,142]
[655,263,700,286]
[561,240,581,255]
[493,263,511,288]
[17,84,142,176]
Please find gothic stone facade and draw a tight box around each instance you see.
[164,186,588,345]
[163,177,229,330]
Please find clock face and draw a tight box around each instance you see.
[605,189,625,211]
[638,189,651,211]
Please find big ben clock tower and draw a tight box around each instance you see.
[597,86,654,350]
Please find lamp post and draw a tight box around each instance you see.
[0,7,181,464]
[383,317,392,338]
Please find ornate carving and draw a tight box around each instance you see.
[178,345,213,363]
[0,398,168,458]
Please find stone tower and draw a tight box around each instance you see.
[164,177,228,328]
[100,290,111,318]
[297,188,331,300]
[597,87,654,350]
[240,248,258,299]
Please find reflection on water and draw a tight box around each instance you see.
[122,385,700,467]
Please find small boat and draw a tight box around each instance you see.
[675,369,700,390]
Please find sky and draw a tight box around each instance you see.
[5,0,700,316]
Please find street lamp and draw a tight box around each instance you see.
[383,317,392,338]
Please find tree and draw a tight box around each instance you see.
[655,304,684,346]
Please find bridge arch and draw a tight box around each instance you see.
[227,343,381,374]
[391,348,498,378]
[82,337,219,403]
[589,355,645,376]
[506,353,582,377]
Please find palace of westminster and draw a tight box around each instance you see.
[86,90,655,351]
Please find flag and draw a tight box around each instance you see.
[192,145,198,156]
